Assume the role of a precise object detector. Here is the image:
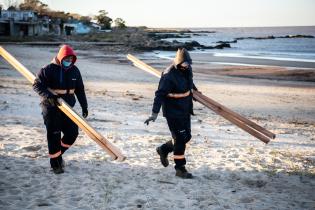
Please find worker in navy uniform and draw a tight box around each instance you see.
[145,48,198,179]
[33,45,88,174]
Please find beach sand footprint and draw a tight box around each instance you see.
[241,177,267,188]
[239,196,256,204]
[22,145,42,152]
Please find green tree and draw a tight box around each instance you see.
[95,10,112,29]
[79,16,92,25]
[114,18,126,29]
[19,0,48,14]
[50,11,69,21]
[7,5,17,10]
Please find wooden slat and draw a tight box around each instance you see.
[0,46,126,161]
[0,47,36,83]
[194,91,275,139]
[127,54,162,78]
[193,92,270,144]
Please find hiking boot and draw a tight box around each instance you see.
[175,167,193,179]
[50,156,64,174]
[52,165,64,174]
[156,146,169,167]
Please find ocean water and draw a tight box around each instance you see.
[159,26,315,63]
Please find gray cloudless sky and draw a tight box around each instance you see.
[6,0,315,27]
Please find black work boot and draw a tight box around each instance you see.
[175,167,193,179]
[50,156,64,174]
[156,146,169,167]
[61,158,65,169]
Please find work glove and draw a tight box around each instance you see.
[144,112,158,125]
[48,94,61,106]
[82,108,88,118]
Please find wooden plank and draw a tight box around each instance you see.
[55,99,125,160]
[194,91,275,139]
[0,46,126,161]
[0,47,36,83]
[127,54,162,78]
[193,92,270,144]
[126,54,273,144]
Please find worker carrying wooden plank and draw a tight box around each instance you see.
[144,48,197,179]
[127,53,275,145]
[0,46,126,175]
[33,45,88,174]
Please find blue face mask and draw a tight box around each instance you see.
[62,60,72,67]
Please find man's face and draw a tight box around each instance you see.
[179,62,190,71]
[63,56,74,63]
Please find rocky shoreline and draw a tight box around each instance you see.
[215,34,314,45]
[235,34,314,40]
[1,28,314,53]
[135,29,314,51]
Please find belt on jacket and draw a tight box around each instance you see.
[52,89,75,95]
[167,90,191,99]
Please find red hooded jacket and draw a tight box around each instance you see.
[56,45,77,65]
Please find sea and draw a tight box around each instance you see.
[152,26,315,67]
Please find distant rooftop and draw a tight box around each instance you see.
[0,10,38,22]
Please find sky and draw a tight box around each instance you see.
[3,0,315,27]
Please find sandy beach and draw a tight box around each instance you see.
[0,45,315,209]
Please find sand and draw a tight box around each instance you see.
[0,45,314,210]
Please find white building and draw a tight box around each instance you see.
[0,10,43,36]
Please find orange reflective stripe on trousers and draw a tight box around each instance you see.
[61,140,71,148]
[49,151,61,158]
[173,155,185,159]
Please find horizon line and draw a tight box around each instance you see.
[137,25,315,29]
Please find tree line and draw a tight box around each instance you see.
[1,0,127,29]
